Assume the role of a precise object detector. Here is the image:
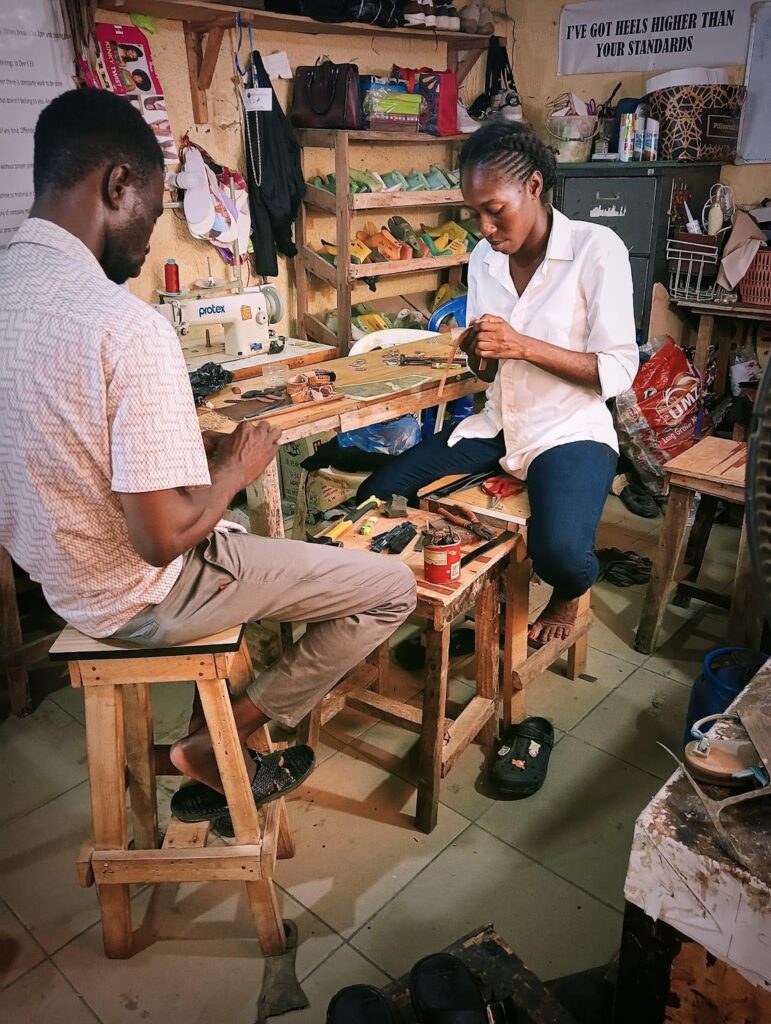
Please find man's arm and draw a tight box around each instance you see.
[117,421,281,567]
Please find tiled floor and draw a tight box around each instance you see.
[0,497,740,1022]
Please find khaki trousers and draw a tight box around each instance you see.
[112,531,417,727]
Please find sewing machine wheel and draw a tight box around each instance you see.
[261,284,283,325]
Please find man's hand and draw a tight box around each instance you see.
[212,420,282,490]
[470,315,533,362]
[201,430,223,460]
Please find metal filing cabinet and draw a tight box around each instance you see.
[553,162,722,340]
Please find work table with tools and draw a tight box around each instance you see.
[197,336,486,539]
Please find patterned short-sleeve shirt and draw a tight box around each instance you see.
[0,219,211,636]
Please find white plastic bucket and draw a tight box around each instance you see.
[545,115,599,163]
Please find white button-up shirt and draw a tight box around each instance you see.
[449,207,639,478]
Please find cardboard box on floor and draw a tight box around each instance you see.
[280,431,363,515]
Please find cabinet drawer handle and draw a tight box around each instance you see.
[595,192,623,202]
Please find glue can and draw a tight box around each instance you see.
[423,537,462,585]
[164,258,180,293]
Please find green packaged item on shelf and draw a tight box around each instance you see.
[349,168,384,192]
[405,171,430,191]
[381,170,409,191]
[425,166,452,189]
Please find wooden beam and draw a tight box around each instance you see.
[183,22,208,124]
[92,845,265,883]
[197,24,224,92]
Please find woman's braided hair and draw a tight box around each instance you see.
[459,121,557,194]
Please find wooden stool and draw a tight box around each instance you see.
[636,437,760,655]
[297,508,519,833]
[422,480,594,730]
[49,624,294,960]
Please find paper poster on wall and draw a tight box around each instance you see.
[0,2,73,250]
[79,24,178,164]
[558,0,753,75]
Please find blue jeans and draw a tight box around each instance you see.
[356,428,617,599]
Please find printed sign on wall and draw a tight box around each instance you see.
[0,2,73,249]
[558,1,753,75]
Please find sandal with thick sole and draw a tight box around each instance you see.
[394,627,476,670]
[170,745,315,822]
[410,952,487,1022]
[490,718,554,798]
[620,483,660,519]
[684,713,769,789]
[327,985,396,1023]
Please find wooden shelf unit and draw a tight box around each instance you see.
[297,130,474,354]
[98,1,490,124]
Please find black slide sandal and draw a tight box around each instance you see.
[327,984,396,1023]
[490,718,554,798]
[170,746,315,822]
[410,952,487,1022]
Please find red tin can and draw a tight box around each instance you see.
[423,539,461,584]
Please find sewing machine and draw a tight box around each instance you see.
[154,285,283,358]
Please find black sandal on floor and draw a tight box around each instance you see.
[327,984,396,1023]
[410,953,487,1022]
[490,718,554,798]
[170,745,315,823]
[394,627,476,670]
[620,483,660,518]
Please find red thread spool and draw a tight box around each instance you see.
[423,538,461,585]
[164,258,180,293]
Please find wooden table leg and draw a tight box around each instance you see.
[416,625,450,834]
[83,683,133,958]
[246,456,294,652]
[367,641,390,696]
[673,494,717,608]
[297,704,322,748]
[0,547,32,717]
[567,590,591,679]
[475,577,500,747]
[636,486,693,655]
[196,677,286,957]
[123,683,159,851]
[502,548,530,730]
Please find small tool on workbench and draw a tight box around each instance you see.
[397,354,465,369]
[308,495,380,544]
[370,521,417,554]
[383,494,409,518]
[438,504,495,541]
[460,531,510,566]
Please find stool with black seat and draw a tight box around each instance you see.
[49,623,294,960]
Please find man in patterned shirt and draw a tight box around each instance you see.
[0,90,416,819]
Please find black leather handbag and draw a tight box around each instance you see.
[292,57,361,130]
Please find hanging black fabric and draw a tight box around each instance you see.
[243,50,305,277]
[468,37,519,118]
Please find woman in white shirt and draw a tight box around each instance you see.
[359,122,638,644]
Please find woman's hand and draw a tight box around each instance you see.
[470,315,533,361]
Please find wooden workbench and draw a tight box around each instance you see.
[617,660,771,1023]
[199,336,486,538]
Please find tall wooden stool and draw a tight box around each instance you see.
[422,480,594,730]
[49,624,294,960]
[297,508,519,833]
[636,437,760,655]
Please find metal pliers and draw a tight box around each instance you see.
[437,503,494,541]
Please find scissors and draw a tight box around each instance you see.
[482,475,524,508]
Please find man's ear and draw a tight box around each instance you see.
[104,164,132,211]
[528,170,544,200]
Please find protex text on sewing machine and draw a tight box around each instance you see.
[154,285,283,357]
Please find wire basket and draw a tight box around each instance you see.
[667,237,720,302]
[739,247,771,307]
